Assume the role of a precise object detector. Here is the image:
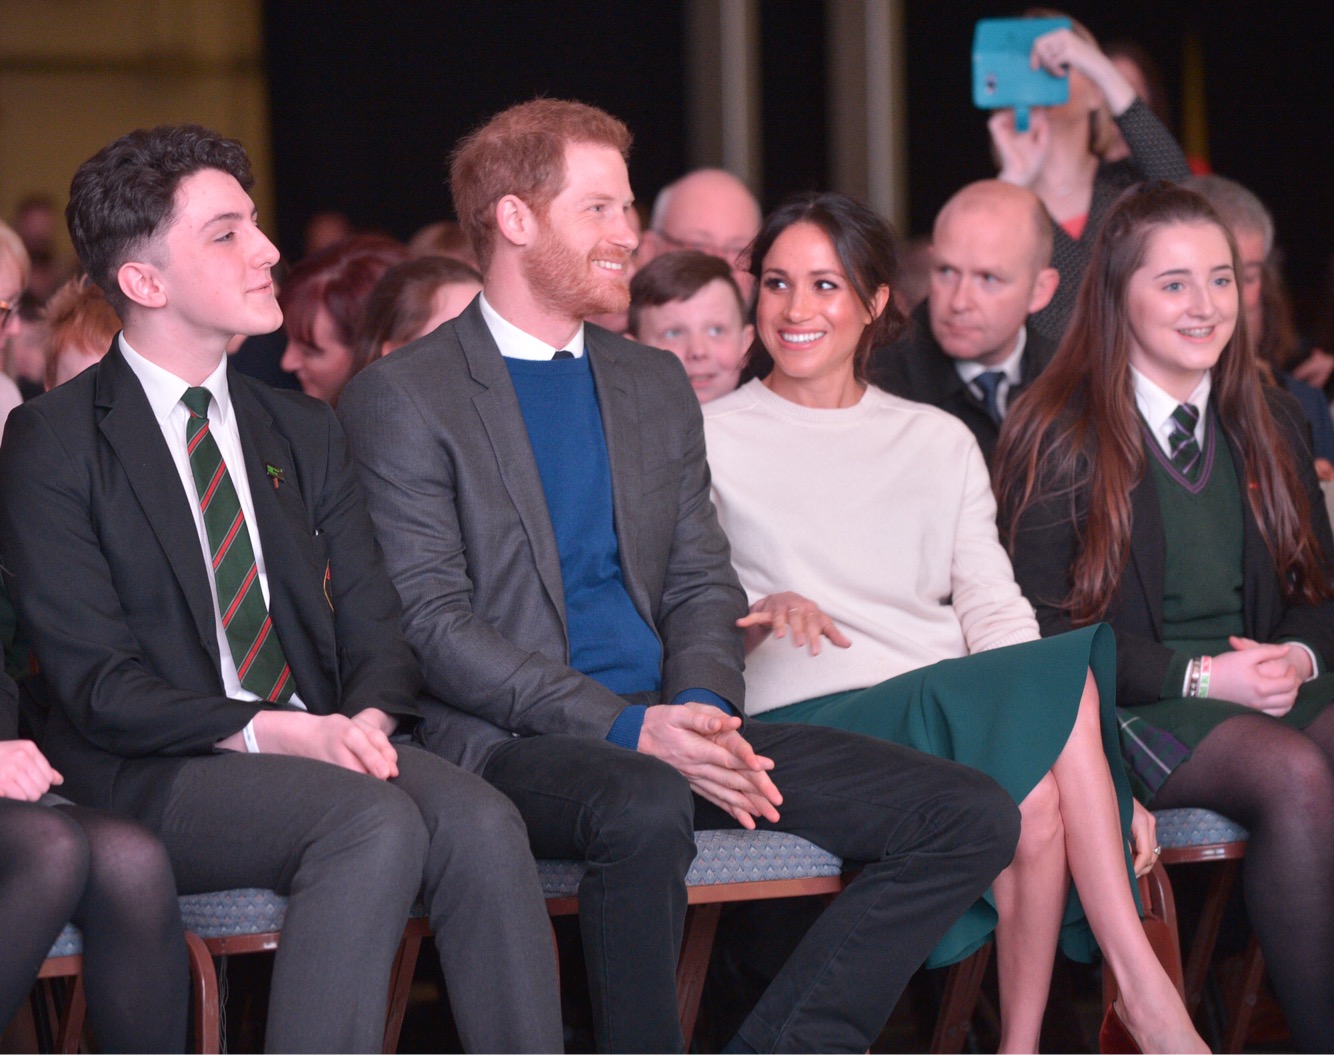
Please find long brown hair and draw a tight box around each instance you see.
[995,181,1330,623]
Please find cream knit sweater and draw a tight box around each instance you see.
[703,379,1039,715]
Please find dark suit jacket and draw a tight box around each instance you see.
[1009,387,1334,705]
[1,670,17,741]
[0,344,420,825]
[339,298,748,774]
[869,301,1058,466]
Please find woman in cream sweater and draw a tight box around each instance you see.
[702,192,1202,1054]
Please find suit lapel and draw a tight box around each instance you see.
[586,330,651,617]
[1222,424,1271,634]
[231,376,339,704]
[1126,468,1167,638]
[455,303,568,622]
[95,347,220,660]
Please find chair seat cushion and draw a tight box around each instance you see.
[46,923,82,959]
[1154,807,1249,848]
[538,828,843,898]
[178,888,289,938]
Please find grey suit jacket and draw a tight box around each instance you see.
[339,298,748,773]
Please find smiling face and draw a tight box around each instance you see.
[523,142,637,321]
[634,278,752,403]
[150,168,282,344]
[1125,221,1238,401]
[756,221,885,405]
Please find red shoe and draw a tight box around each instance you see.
[1100,1001,1142,1054]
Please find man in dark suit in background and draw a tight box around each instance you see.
[870,180,1060,465]
[0,125,560,1053]
[339,98,1019,1054]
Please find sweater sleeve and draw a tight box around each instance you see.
[1114,98,1191,183]
[950,437,1041,653]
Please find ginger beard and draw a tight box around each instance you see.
[524,212,631,321]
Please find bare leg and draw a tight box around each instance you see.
[991,771,1068,1053]
[1052,672,1205,1053]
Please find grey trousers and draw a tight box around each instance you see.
[156,744,561,1053]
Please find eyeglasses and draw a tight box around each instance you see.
[0,298,16,327]
[652,229,752,268]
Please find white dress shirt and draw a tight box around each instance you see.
[1131,365,1211,458]
[954,326,1027,419]
[479,293,586,359]
[119,336,306,743]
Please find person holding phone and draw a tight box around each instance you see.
[987,9,1189,342]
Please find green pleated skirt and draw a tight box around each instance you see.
[755,622,1129,968]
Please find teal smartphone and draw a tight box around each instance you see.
[972,16,1071,132]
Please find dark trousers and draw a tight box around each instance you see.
[157,744,561,1053]
[482,721,1019,1053]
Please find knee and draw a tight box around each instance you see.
[315,781,430,889]
[426,779,532,877]
[1015,772,1063,858]
[3,807,89,918]
[85,817,174,899]
[584,754,696,871]
[929,766,1022,873]
[1258,739,1334,828]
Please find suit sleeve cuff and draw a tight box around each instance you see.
[1162,652,1194,699]
[606,704,647,750]
[1279,639,1323,680]
[670,687,736,716]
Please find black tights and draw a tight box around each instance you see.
[0,800,188,1052]
[1154,705,1334,1052]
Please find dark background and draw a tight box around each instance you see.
[263,1,1334,333]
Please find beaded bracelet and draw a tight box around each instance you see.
[1197,655,1212,699]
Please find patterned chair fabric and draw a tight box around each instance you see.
[178,888,289,938]
[537,828,843,898]
[1154,807,1249,848]
[46,923,82,960]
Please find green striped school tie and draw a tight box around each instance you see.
[181,387,294,702]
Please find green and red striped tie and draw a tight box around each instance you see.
[182,387,294,703]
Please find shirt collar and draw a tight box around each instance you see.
[953,326,1028,387]
[478,292,586,360]
[118,333,232,427]
[1131,365,1211,443]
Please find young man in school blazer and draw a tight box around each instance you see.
[0,125,560,1053]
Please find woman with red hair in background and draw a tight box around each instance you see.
[279,235,409,404]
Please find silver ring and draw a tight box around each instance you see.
[1152,845,1162,856]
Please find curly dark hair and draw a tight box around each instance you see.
[66,124,253,314]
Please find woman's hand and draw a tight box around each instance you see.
[1030,27,1136,115]
[736,591,851,657]
[1128,799,1159,877]
[0,739,62,802]
[1208,642,1303,716]
[989,108,1051,188]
